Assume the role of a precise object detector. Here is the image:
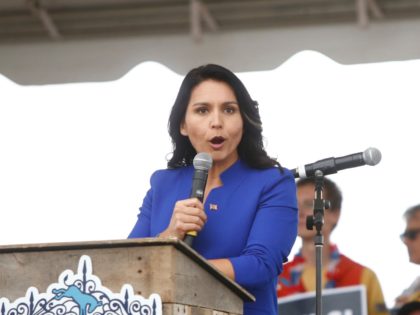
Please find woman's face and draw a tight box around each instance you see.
[180,79,243,169]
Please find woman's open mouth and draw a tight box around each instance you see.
[209,136,225,149]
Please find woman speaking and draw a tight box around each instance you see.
[129,64,298,315]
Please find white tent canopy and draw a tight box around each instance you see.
[1,0,420,85]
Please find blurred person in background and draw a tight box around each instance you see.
[277,177,389,315]
[396,301,420,315]
[395,204,420,308]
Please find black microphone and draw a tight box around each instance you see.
[291,147,382,178]
[184,152,213,247]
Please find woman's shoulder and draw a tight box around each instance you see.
[234,162,296,196]
[246,164,295,182]
[150,166,192,183]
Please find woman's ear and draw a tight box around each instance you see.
[180,122,188,136]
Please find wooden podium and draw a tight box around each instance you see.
[0,238,254,315]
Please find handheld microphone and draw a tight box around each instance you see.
[184,152,213,247]
[291,147,382,179]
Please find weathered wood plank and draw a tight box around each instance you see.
[163,303,240,315]
[0,238,251,314]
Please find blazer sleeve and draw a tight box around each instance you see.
[229,169,298,289]
[127,172,157,238]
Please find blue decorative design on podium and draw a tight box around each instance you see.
[0,255,162,315]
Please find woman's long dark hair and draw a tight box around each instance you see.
[167,64,282,171]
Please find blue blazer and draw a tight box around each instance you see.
[129,159,298,315]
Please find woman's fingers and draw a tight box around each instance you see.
[173,211,206,230]
[164,198,207,239]
[174,198,207,221]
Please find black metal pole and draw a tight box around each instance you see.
[306,170,328,315]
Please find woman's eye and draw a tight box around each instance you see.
[225,107,236,114]
[196,107,208,114]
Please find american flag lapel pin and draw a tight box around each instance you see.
[209,203,218,211]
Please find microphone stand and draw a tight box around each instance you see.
[306,170,330,315]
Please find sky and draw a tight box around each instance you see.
[0,50,419,307]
